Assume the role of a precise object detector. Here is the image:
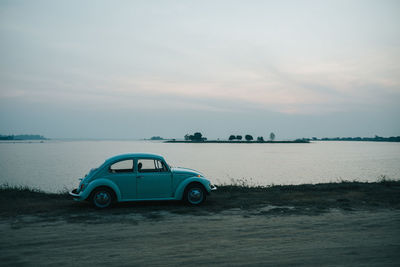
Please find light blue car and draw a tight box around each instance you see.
[69,153,217,208]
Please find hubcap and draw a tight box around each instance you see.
[95,191,111,206]
[188,188,203,204]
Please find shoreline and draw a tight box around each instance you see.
[165,140,310,144]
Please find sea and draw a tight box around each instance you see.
[0,140,399,193]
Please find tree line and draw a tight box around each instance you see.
[183,132,276,142]
[0,134,47,140]
[229,132,275,141]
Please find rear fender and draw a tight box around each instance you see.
[81,179,122,201]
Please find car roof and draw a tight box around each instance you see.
[105,153,165,163]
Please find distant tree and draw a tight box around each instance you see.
[229,135,236,141]
[186,132,206,142]
[193,132,203,141]
[245,135,253,141]
[236,135,242,140]
[257,136,264,142]
[270,132,276,141]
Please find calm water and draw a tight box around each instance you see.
[0,140,399,192]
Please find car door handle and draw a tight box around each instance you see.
[137,175,144,179]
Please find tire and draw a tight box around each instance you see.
[91,187,114,209]
[184,184,206,205]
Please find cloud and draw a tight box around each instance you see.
[1,0,400,138]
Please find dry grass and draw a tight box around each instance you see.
[1,180,399,220]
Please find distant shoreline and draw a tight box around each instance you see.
[165,140,310,144]
[309,136,400,142]
[0,134,47,141]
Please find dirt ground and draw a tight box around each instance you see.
[1,182,399,266]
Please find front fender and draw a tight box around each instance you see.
[80,179,122,201]
[175,177,211,200]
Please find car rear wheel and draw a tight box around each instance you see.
[184,184,206,205]
[91,187,114,209]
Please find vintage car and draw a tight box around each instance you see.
[69,153,216,208]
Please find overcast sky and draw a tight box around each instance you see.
[1,0,399,139]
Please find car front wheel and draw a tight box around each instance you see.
[91,187,114,209]
[184,184,206,205]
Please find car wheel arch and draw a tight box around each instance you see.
[184,182,206,195]
[83,178,122,202]
[183,182,207,205]
[89,186,117,209]
[87,186,117,201]
[175,178,208,199]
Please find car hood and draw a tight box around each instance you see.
[171,167,203,177]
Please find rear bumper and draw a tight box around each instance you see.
[69,189,83,201]
[69,188,79,196]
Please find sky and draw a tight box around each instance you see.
[1,0,399,139]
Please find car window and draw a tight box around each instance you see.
[138,159,168,173]
[109,159,134,173]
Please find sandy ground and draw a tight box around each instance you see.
[1,182,399,266]
[1,209,400,266]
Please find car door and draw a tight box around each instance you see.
[136,158,172,199]
[107,159,136,200]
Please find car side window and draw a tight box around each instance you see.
[155,160,168,172]
[109,159,134,173]
[138,159,168,173]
